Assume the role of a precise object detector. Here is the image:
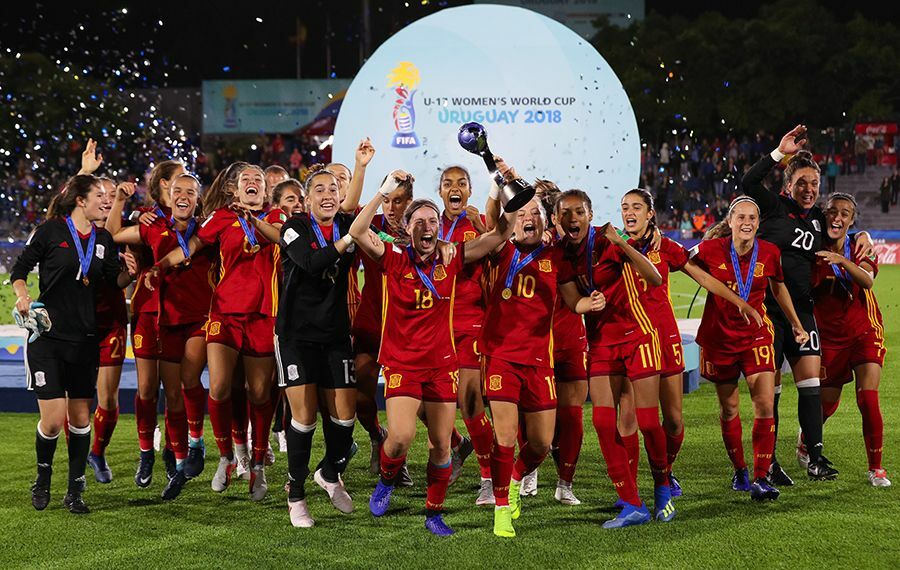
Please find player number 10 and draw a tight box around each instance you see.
[516,274,536,298]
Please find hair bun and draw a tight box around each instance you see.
[791,150,814,162]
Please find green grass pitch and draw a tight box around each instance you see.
[0,270,898,569]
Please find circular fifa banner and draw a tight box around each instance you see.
[332,4,639,223]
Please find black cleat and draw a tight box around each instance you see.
[767,461,794,487]
[135,450,155,488]
[63,492,89,514]
[162,448,177,481]
[808,458,839,481]
[161,470,188,501]
[183,444,206,479]
[31,482,50,511]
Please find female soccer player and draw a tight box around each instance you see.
[350,172,515,536]
[742,125,872,482]
[151,164,285,502]
[110,173,215,499]
[812,193,890,487]
[616,189,764,497]
[273,179,305,216]
[694,197,809,501]
[13,174,130,514]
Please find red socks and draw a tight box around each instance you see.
[513,444,548,481]
[450,428,462,449]
[379,447,406,484]
[491,443,515,507]
[208,396,234,457]
[425,461,452,513]
[636,407,670,488]
[821,398,840,422]
[135,395,157,452]
[231,390,249,446]
[555,406,583,484]
[720,415,747,470]
[250,400,275,465]
[621,431,640,484]
[165,408,189,461]
[592,406,641,507]
[91,406,119,456]
[751,417,775,479]
[666,427,685,469]
[182,385,207,440]
[463,412,494,479]
[857,390,884,470]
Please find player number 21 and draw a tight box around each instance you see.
[752,346,772,365]
[414,288,434,309]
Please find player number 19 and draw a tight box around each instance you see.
[752,345,772,366]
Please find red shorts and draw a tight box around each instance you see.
[588,332,660,381]
[700,339,776,384]
[553,347,587,383]
[821,334,886,388]
[131,312,160,360]
[455,333,481,370]
[382,365,458,403]
[483,355,556,412]
[205,313,275,357]
[159,321,207,363]
[98,325,127,367]
[656,321,686,378]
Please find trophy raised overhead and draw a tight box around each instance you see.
[457,122,535,212]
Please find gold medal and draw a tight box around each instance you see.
[250,244,261,254]
[82,277,90,286]
[501,288,512,300]
[182,258,191,268]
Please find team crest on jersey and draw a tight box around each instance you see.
[648,251,661,264]
[754,262,765,277]
[488,374,502,391]
[812,219,821,232]
[133,335,143,349]
[208,322,221,336]
[433,265,447,281]
[34,371,46,387]
[95,244,105,259]
[463,231,477,242]
[388,374,402,389]
[538,259,552,272]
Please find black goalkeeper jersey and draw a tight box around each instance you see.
[741,155,824,314]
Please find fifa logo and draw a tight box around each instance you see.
[388,62,421,148]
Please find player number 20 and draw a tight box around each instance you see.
[414,288,434,309]
[752,346,772,366]
[516,274,536,298]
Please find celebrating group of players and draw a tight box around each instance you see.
[12,125,889,537]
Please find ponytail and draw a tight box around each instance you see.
[46,175,99,218]
[782,150,820,189]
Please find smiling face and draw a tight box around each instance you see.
[727,201,760,243]
[170,176,200,221]
[159,164,186,207]
[96,179,115,228]
[382,186,412,228]
[788,167,820,210]
[514,198,546,246]
[277,187,304,215]
[620,191,654,237]
[406,204,440,258]
[235,166,266,208]
[825,198,855,241]
[307,172,340,223]
[77,183,107,223]
[556,194,592,244]
[439,167,471,217]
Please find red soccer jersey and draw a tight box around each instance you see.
[196,207,286,317]
[441,212,485,336]
[558,227,656,347]
[377,242,466,370]
[691,237,783,348]
[141,217,216,325]
[480,242,562,366]
[354,215,398,327]
[131,204,171,315]
[626,235,689,335]
[812,235,884,348]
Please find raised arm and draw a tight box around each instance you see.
[348,171,408,261]
[683,259,763,326]
[340,138,375,214]
[463,210,515,263]
[605,224,662,287]
[76,138,103,176]
[106,182,137,237]
[742,125,807,214]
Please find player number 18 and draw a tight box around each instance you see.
[414,288,434,309]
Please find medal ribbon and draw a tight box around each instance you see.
[729,240,759,302]
[238,211,268,249]
[311,217,340,249]
[438,211,467,242]
[65,216,96,282]
[170,217,197,259]
[830,237,853,296]
[407,245,442,300]
[505,244,545,291]
[584,225,596,293]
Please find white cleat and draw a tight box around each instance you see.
[265,443,276,466]
[249,465,268,501]
[314,469,354,514]
[475,478,496,506]
[868,469,892,488]
[277,431,288,453]
[520,469,538,497]
[211,457,236,493]
[288,499,315,528]
[554,480,582,505]
[796,429,810,470]
[235,444,252,481]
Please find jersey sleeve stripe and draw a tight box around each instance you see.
[622,267,662,368]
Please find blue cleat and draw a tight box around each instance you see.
[602,502,651,529]
[88,452,112,484]
[135,450,155,488]
[750,478,780,501]
[654,486,676,522]
[731,468,751,492]
[369,480,395,517]
[425,513,455,536]
[613,498,628,509]
[669,472,683,497]
[183,440,206,479]
[161,469,188,501]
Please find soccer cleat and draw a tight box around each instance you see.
[370,427,387,475]
[288,499,315,528]
[235,445,252,481]
[613,498,628,509]
[265,443,276,467]
[369,480,394,517]
[731,468,751,492]
[183,441,206,479]
[868,468,892,488]
[397,461,414,487]
[161,470,188,501]
[508,480,521,519]
[476,478,496,506]
[211,456,236,492]
[767,461,794,487]
[520,469,538,497]
[668,472,683,497]
[449,436,474,485]
[63,492,89,514]
[750,477,780,501]
[249,465,269,502]
[162,447,177,481]
[808,458,838,481]
[277,430,288,453]
[425,513,455,536]
[135,450,155,488]
[493,506,516,538]
[554,480,582,506]
[348,440,359,465]
[31,481,50,511]
[314,469,353,513]
[796,430,810,469]
[88,452,112,484]
[602,502,651,529]
[654,487,676,522]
